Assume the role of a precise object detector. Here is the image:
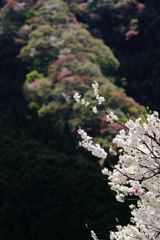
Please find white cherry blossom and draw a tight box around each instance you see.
[74,82,160,240]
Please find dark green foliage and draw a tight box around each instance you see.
[115,3,160,112]
[22,7,38,23]
[0,29,131,240]
[92,56,119,77]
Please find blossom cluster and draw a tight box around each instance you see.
[92,81,105,105]
[106,112,160,239]
[74,81,118,123]
[74,82,160,240]
[14,2,26,12]
[77,129,107,159]
[73,93,89,106]
[106,111,118,123]
[91,230,99,240]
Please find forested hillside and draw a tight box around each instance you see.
[0,0,159,240]
[0,31,132,240]
[70,0,160,111]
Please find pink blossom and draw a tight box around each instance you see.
[27,79,39,89]
[136,2,145,12]
[13,2,26,11]
[80,3,88,9]
[134,189,139,195]
[125,30,139,40]
[77,129,82,134]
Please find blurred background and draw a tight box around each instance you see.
[0,0,159,239]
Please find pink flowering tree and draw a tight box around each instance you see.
[13,2,26,12]
[74,81,160,240]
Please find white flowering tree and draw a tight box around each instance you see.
[74,81,160,240]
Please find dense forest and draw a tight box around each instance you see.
[0,0,159,240]
[78,0,160,111]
